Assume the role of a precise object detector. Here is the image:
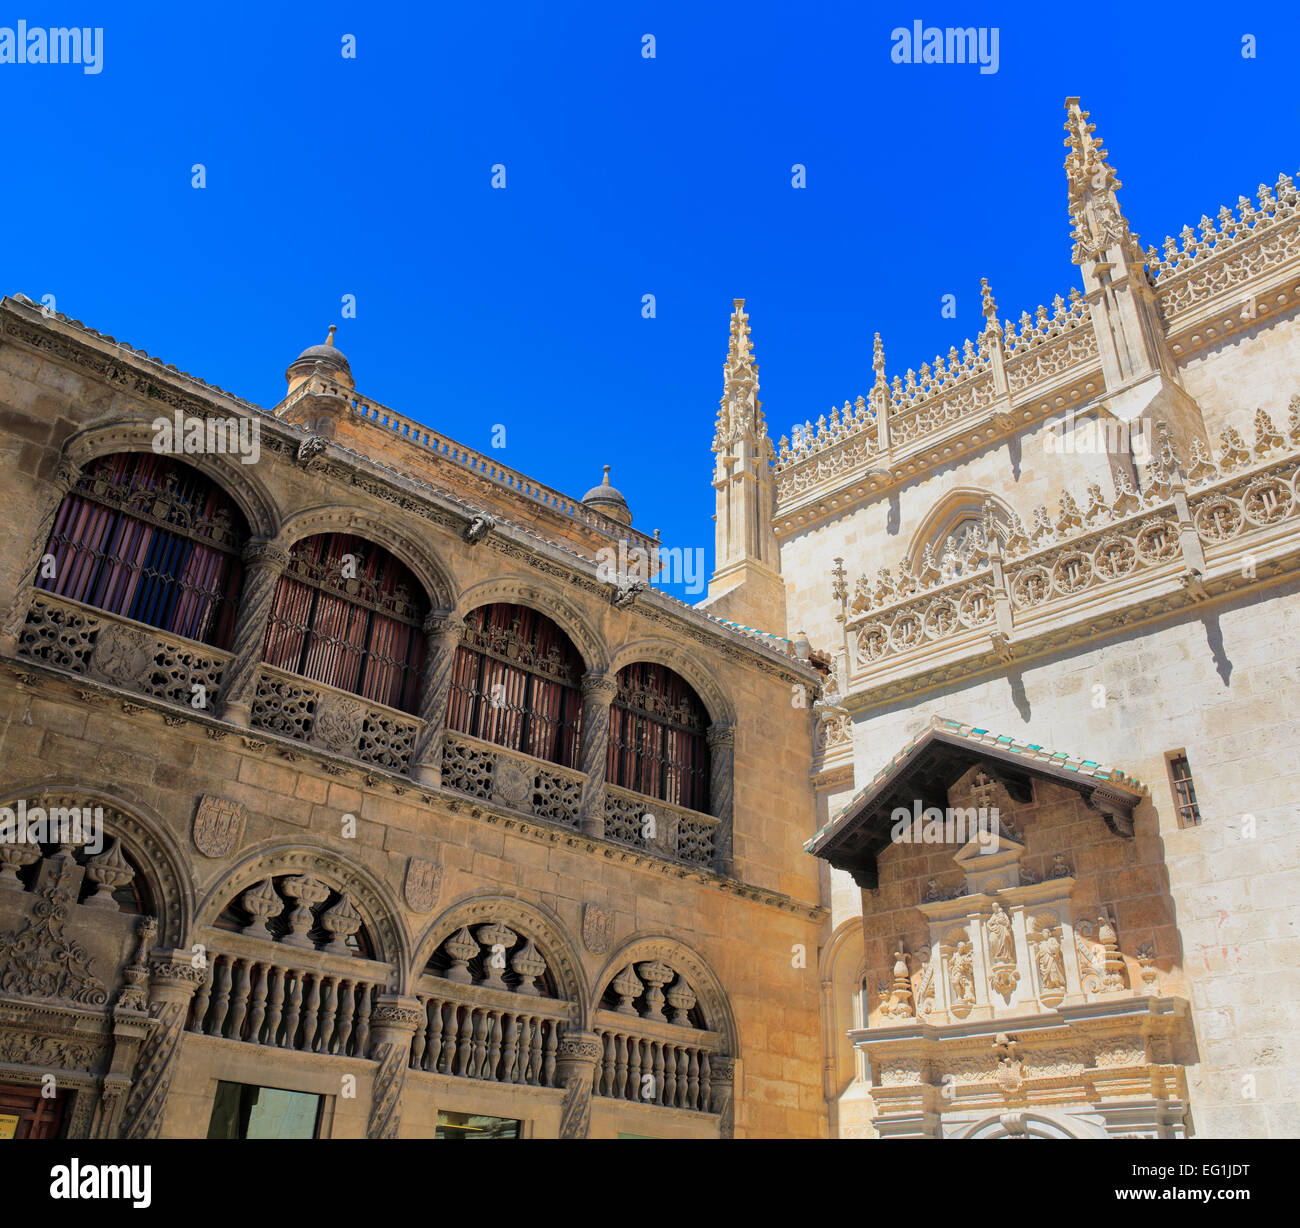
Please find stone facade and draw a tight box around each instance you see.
[772,98,1300,1140]
[0,299,826,1139]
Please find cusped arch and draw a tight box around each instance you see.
[595,934,739,1056]
[278,505,458,611]
[456,576,608,673]
[0,782,194,949]
[60,419,280,541]
[905,486,1015,564]
[196,841,411,987]
[413,892,590,1019]
[609,637,734,727]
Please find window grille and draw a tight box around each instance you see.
[1167,753,1202,826]
[607,663,710,812]
[37,452,248,648]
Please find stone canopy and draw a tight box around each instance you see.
[804,716,1148,889]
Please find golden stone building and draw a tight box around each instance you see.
[1,94,1297,1142]
[0,296,825,1139]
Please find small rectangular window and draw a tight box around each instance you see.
[207,1082,323,1139]
[436,1111,521,1140]
[1166,752,1201,827]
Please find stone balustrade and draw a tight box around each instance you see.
[185,937,390,1059]
[16,591,230,709]
[591,1011,723,1113]
[603,784,719,866]
[409,978,575,1086]
[440,730,585,827]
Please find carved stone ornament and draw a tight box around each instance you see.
[0,866,108,1006]
[312,694,364,754]
[90,622,154,686]
[403,857,443,913]
[581,903,614,954]
[492,757,533,810]
[192,794,247,859]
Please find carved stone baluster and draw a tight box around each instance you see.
[188,961,214,1032]
[687,1048,700,1110]
[513,1013,531,1082]
[218,540,291,725]
[542,1020,558,1087]
[209,957,234,1037]
[121,954,207,1139]
[455,1007,474,1077]
[528,1014,544,1085]
[366,997,424,1139]
[263,965,286,1046]
[653,1041,667,1105]
[437,1003,457,1074]
[470,1009,489,1078]
[577,671,618,837]
[354,984,372,1057]
[676,1047,690,1108]
[627,1034,643,1101]
[486,1010,504,1080]
[409,612,466,786]
[501,1013,519,1082]
[226,959,252,1041]
[661,1043,675,1106]
[333,979,356,1055]
[423,1000,444,1074]
[707,723,736,875]
[614,1032,629,1098]
[317,977,339,1054]
[245,962,269,1045]
[301,972,323,1051]
[600,1032,616,1097]
[410,1001,427,1070]
[700,1052,712,1108]
[282,970,304,1048]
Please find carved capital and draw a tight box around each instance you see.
[581,670,618,703]
[242,539,290,572]
[707,722,736,750]
[422,610,465,641]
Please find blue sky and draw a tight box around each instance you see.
[4,2,1298,601]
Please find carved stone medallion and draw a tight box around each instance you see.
[192,794,247,859]
[492,758,533,811]
[582,903,614,954]
[403,857,442,913]
[312,694,364,754]
[90,622,154,687]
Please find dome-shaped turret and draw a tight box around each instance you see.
[581,465,633,526]
[286,325,354,392]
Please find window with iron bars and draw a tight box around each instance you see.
[1166,752,1202,827]
[445,603,583,768]
[606,662,710,813]
[260,533,429,713]
[37,452,249,649]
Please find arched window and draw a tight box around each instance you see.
[446,603,583,768]
[607,663,710,812]
[37,452,248,648]
[260,533,428,713]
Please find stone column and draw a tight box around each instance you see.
[0,457,79,655]
[707,723,736,876]
[120,951,207,1139]
[218,539,290,726]
[365,995,424,1139]
[410,612,465,786]
[709,1055,736,1138]
[555,1032,602,1138]
[577,671,618,837]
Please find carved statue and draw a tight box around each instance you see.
[988,902,1015,966]
[1036,927,1066,991]
[949,941,976,1005]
